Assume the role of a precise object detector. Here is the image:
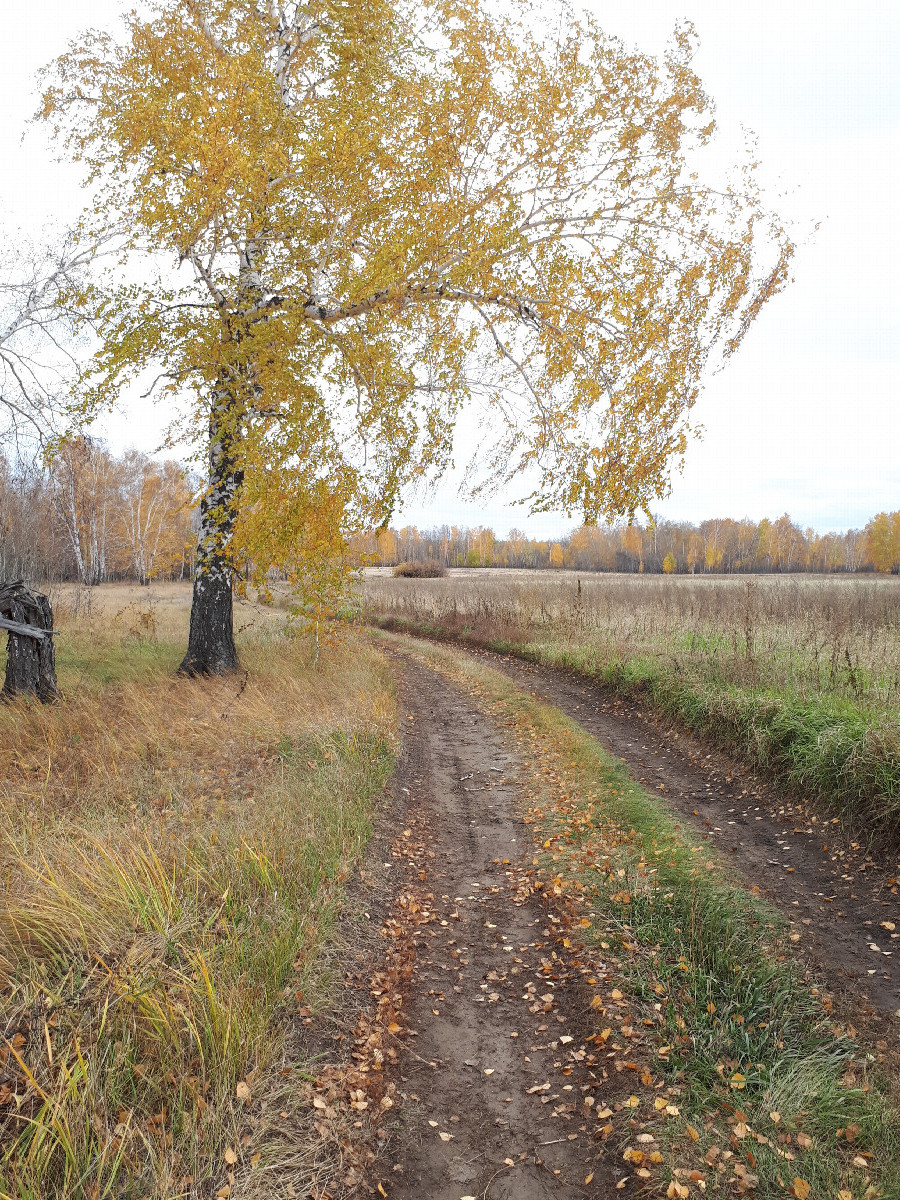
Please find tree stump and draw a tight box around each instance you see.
[0,580,59,702]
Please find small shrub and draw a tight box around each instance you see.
[392,560,446,578]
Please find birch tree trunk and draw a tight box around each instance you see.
[179,393,242,675]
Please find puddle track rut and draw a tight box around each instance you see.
[383,662,626,1200]
[459,647,900,1020]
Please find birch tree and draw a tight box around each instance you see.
[47,436,118,586]
[41,0,792,674]
[117,451,194,584]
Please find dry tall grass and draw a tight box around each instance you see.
[0,583,396,1198]
[364,570,900,830]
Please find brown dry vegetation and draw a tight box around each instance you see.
[363,570,900,833]
[0,583,396,1198]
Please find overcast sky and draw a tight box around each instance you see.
[1,1,897,536]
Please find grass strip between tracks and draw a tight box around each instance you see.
[376,629,900,1200]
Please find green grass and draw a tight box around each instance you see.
[378,631,900,1200]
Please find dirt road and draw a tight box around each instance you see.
[458,647,900,1019]
[378,661,636,1199]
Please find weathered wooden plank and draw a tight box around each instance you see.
[0,615,48,640]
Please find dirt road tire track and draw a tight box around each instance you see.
[376,660,637,1200]
[454,646,900,1020]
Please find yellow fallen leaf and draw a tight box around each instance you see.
[769,1111,781,1124]
[665,1105,680,1116]
[796,1133,812,1149]
[610,989,624,1001]
[655,1097,668,1111]
[438,1132,452,1142]
[590,995,604,1009]
[733,1122,748,1139]
[377,1185,387,1198]
[224,1147,237,1165]
[624,1095,640,1108]
[387,1022,402,1034]
[838,1193,852,1200]
[792,1179,810,1200]
[852,1156,868,1168]
[585,1174,594,1185]
[881,921,896,932]
[235,1081,251,1102]
[686,1125,700,1141]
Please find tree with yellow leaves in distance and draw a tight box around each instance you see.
[865,512,900,573]
[40,0,793,674]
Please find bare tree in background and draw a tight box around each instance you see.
[0,225,105,451]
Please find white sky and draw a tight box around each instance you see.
[1,1,897,537]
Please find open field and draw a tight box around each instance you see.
[363,570,900,837]
[0,583,396,1198]
[3,579,899,1199]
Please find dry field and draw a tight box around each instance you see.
[363,569,900,831]
[0,582,396,1197]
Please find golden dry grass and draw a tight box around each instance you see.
[0,583,396,1198]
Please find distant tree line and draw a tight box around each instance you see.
[4,446,898,585]
[353,512,900,575]
[0,438,196,585]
